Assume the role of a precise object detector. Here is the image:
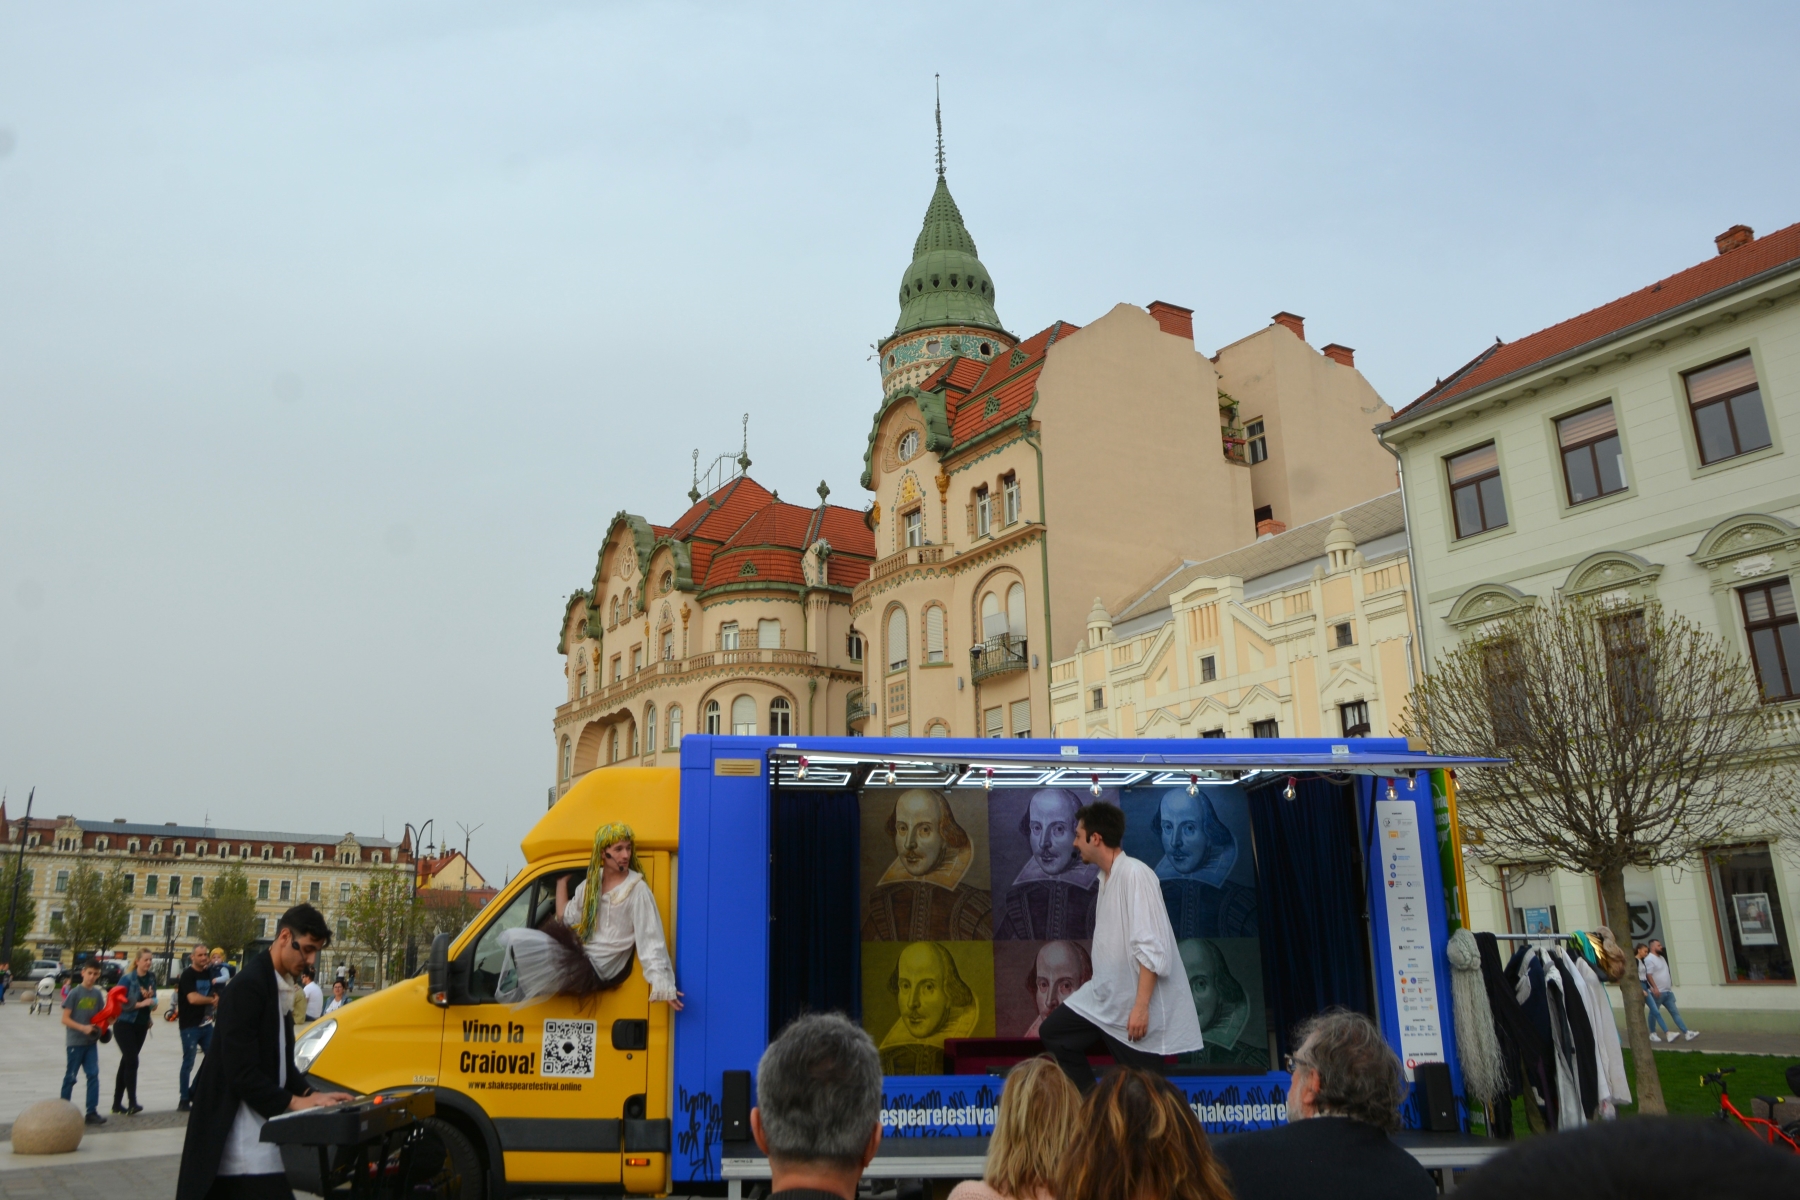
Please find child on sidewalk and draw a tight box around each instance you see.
[60,961,109,1126]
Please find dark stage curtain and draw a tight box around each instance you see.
[768,788,861,1039]
[1246,777,1374,1060]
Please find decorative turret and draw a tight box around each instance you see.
[1086,597,1114,646]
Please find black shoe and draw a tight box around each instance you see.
[111,1104,126,1114]
[85,1113,108,1126]
[177,1100,191,1112]
[128,1104,144,1115]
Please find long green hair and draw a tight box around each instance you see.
[575,822,641,939]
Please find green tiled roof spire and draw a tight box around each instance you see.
[891,88,1004,337]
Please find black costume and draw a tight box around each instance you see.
[1214,1116,1435,1200]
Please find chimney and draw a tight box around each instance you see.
[1146,301,1194,340]
[1715,225,1754,255]
[1321,343,1355,367]
[1272,312,1306,341]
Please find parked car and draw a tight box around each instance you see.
[23,960,62,982]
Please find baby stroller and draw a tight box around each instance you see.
[29,975,56,1015]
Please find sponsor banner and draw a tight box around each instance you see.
[879,1075,1290,1137]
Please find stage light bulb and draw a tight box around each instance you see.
[1386,780,1398,802]
[1188,775,1199,797]
[983,768,994,791]
[797,757,809,781]
[1283,777,1297,801]
[885,763,897,786]
[1090,774,1102,797]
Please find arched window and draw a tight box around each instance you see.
[667,704,683,748]
[562,736,572,779]
[769,696,792,736]
[1007,583,1027,639]
[731,695,757,735]
[705,699,721,735]
[610,596,619,625]
[644,705,656,754]
[981,591,1005,640]
[887,606,909,671]
[629,721,639,758]
[623,588,633,617]
[609,728,619,763]
[925,605,946,663]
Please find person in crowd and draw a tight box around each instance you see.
[1636,943,1695,1041]
[60,960,109,1126]
[1454,1111,1800,1198]
[323,979,348,1014]
[950,1056,1080,1200]
[1039,802,1202,1090]
[176,943,219,1111]
[1056,1067,1230,1200]
[346,963,356,991]
[300,969,323,1022]
[209,948,234,988]
[111,948,158,1115]
[1212,1009,1433,1200]
[175,904,353,1200]
[0,963,10,1003]
[749,1012,884,1200]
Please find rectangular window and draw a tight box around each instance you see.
[55,870,68,894]
[904,509,923,548]
[1707,844,1793,982]
[169,875,180,898]
[662,631,675,660]
[847,631,864,662]
[1685,353,1771,465]
[1333,621,1354,648]
[279,880,292,902]
[1200,654,1217,682]
[610,655,622,681]
[975,486,991,536]
[1002,474,1020,525]
[1741,580,1799,701]
[1557,401,1627,504]
[1601,609,1657,719]
[984,706,1004,738]
[50,910,64,932]
[191,876,204,898]
[721,622,740,651]
[1090,686,1106,711]
[632,646,643,673]
[1246,419,1268,464]
[186,914,200,937]
[140,913,154,936]
[1483,639,1531,746]
[145,875,158,897]
[758,619,781,649]
[577,672,588,697]
[253,917,266,940]
[888,722,911,738]
[1340,700,1371,737]
[1200,728,1225,739]
[925,607,945,663]
[1447,443,1507,538]
[1251,718,1279,738]
[123,873,135,896]
[258,879,270,900]
[341,882,351,904]
[1010,699,1031,738]
[309,881,321,903]
[1503,868,1559,935]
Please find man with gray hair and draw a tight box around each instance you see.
[751,1012,884,1200]
[1213,1009,1433,1200]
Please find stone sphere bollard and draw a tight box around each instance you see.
[10,1099,84,1155]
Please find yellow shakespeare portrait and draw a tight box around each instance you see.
[879,941,982,1075]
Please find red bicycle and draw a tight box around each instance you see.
[1703,1068,1800,1154]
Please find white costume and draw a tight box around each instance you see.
[1061,850,1204,1056]
[496,870,676,1004]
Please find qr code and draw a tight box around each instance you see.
[541,1019,596,1078]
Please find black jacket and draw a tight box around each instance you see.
[176,950,312,1200]
[1214,1116,1435,1200]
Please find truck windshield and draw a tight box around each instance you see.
[467,869,586,1002]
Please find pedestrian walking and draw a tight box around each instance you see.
[112,948,159,1115]
[176,943,219,1110]
[1637,944,1696,1042]
[60,960,108,1126]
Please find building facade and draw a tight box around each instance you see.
[851,161,1400,739]
[0,806,408,978]
[1050,494,1420,741]
[1380,222,1800,1030]
[553,475,874,798]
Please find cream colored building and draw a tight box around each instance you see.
[851,161,1399,739]
[1049,494,1420,741]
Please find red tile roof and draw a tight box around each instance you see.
[668,476,775,541]
[946,321,1080,444]
[697,500,876,591]
[1397,222,1800,421]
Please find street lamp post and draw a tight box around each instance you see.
[402,820,433,979]
[2,788,35,976]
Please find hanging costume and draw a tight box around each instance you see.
[496,823,678,1005]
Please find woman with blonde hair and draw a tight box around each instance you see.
[950,1056,1080,1200]
[1056,1067,1232,1200]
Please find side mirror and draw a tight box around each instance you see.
[427,933,451,1007]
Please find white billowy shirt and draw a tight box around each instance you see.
[217,970,293,1177]
[1061,850,1204,1056]
[564,871,678,1002]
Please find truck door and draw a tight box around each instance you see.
[441,860,664,1189]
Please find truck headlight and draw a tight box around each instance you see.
[294,1019,336,1073]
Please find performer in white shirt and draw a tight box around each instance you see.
[1038,801,1202,1090]
[497,822,683,1008]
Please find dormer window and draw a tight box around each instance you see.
[898,430,919,461]
[128,839,140,853]
[312,849,324,863]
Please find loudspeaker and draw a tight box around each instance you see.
[1413,1062,1459,1132]
[722,1069,752,1143]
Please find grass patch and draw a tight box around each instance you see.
[1491,1051,1797,1133]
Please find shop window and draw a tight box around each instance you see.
[1334,621,1354,648]
[769,697,792,736]
[1707,844,1793,982]
[887,607,909,672]
[975,486,991,536]
[667,704,683,747]
[1740,580,1799,701]
[925,606,945,663]
[1685,353,1772,465]
[1502,867,1560,934]
[721,622,740,651]
[1448,442,1508,538]
[1200,655,1217,682]
[1246,419,1268,464]
[1557,401,1628,504]
[1340,700,1370,737]
[758,619,781,649]
[1251,718,1279,738]
[731,695,757,736]
[705,700,721,735]
[1090,686,1105,711]
[1002,473,1021,525]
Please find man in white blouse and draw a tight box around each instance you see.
[1037,801,1203,1090]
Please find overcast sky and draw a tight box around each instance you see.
[3,2,1797,885]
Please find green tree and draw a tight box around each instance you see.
[415,890,478,945]
[198,865,258,959]
[2,860,37,976]
[342,870,416,989]
[62,863,130,957]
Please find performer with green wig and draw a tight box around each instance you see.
[495,823,682,1007]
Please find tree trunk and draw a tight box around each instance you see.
[1598,866,1664,1114]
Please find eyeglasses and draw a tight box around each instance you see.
[1283,1054,1313,1074]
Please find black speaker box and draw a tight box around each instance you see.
[1413,1061,1459,1132]
[721,1069,752,1143]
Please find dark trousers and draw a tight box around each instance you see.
[113,1019,148,1108]
[180,1024,213,1103]
[1038,1002,1166,1092]
[205,1174,295,1200]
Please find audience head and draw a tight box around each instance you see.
[1057,1068,1230,1200]
[1455,1114,1800,1199]
[80,961,101,983]
[1286,1009,1407,1132]
[985,1056,1081,1200]
[752,1013,883,1191]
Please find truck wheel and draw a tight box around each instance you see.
[416,1116,485,1200]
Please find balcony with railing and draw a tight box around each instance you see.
[971,634,1028,683]
[846,687,868,728]
[555,647,828,721]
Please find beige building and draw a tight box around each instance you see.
[553,472,874,795]
[1049,494,1420,741]
[0,807,407,976]
[851,161,1398,739]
